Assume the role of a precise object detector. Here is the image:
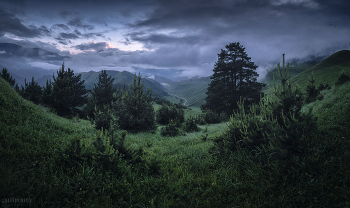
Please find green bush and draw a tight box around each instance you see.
[160,119,182,137]
[182,116,200,132]
[156,104,184,125]
[194,114,206,125]
[335,72,350,85]
[219,112,229,122]
[317,83,331,91]
[203,109,221,124]
[93,105,116,131]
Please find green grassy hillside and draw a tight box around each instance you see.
[263,50,350,95]
[261,62,315,92]
[291,50,350,91]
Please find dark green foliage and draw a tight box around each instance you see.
[93,104,116,131]
[201,42,266,116]
[42,79,53,106]
[335,71,350,85]
[61,130,158,175]
[219,112,229,122]
[161,119,182,137]
[182,116,200,132]
[85,70,115,120]
[153,96,187,109]
[1,67,15,87]
[304,73,320,104]
[203,109,221,124]
[113,73,156,132]
[22,77,42,105]
[51,63,89,117]
[317,83,331,91]
[156,103,184,125]
[210,53,318,180]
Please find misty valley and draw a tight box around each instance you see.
[1,47,350,207]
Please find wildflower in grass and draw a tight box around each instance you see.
[212,183,214,185]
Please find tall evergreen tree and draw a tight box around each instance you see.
[42,79,53,106]
[201,42,266,116]
[1,68,15,87]
[85,70,115,120]
[51,63,89,117]
[22,77,42,105]
[113,73,156,132]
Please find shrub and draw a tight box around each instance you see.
[194,114,206,125]
[304,73,319,104]
[219,112,229,122]
[182,116,200,132]
[203,109,221,124]
[156,104,184,125]
[160,119,182,137]
[93,105,116,131]
[317,83,330,91]
[335,72,350,86]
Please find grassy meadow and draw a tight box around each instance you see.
[1,50,350,207]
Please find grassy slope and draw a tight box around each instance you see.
[263,50,350,96]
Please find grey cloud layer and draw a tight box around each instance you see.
[0,0,349,80]
[0,8,43,37]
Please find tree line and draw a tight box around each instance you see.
[1,42,349,134]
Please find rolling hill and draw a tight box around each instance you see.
[263,50,350,95]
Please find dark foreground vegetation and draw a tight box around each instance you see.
[1,48,350,207]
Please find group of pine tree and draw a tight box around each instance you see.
[1,42,349,135]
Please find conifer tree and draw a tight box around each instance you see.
[22,77,42,105]
[201,42,266,116]
[113,73,156,132]
[42,79,53,106]
[305,72,320,104]
[51,63,89,117]
[85,70,115,120]
[1,68,15,87]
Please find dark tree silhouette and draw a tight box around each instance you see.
[201,42,266,116]
[1,68,15,87]
[51,63,89,117]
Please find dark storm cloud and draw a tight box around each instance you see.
[129,33,203,46]
[1,0,350,80]
[52,24,70,31]
[68,17,94,30]
[74,42,110,51]
[57,32,79,40]
[39,26,51,36]
[59,11,79,19]
[0,8,42,37]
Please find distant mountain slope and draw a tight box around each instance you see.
[35,70,168,97]
[165,76,211,107]
[145,75,174,86]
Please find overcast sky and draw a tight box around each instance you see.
[0,0,349,80]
